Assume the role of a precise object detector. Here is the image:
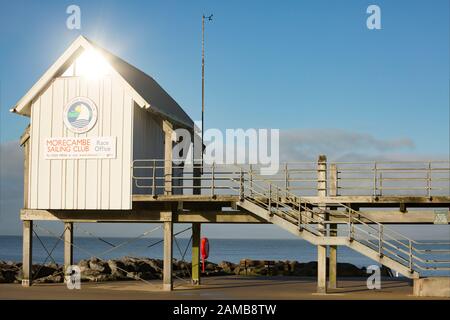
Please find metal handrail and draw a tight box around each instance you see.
[235,165,450,274]
[131,159,450,274]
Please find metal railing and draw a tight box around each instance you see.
[236,167,450,275]
[132,159,450,276]
[132,160,450,197]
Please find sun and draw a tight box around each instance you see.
[75,49,111,80]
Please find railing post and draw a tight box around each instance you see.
[348,210,353,241]
[276,187,279,211]
[298,199,303,231]
[163,120,173,196]
[379,172,383,196]
[193,161,202,196]
[211,162,215,197]
[239,168,244,201]
[373,162,377,197]
[285,163,289,196]
[329,164,338,197]
[268,184,272,216]
[427,162,431,198]
[378,225,383,257]
[317,155,327,200]
[152,160,156,196]
[249,164,253,197]
[409,240,413,272]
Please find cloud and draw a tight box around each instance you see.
[0,130,447,238]
[279,128,422,162]
[0,140,23,235]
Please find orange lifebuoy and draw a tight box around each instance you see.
[200,237,209,272]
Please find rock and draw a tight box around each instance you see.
[45,262,59,270]
[0,268,17,283]
[147,259,163,272]
[107,259,127,278]
[78,259,90,273]
[29,264,60,280]
[0,256,381,283]
[337,263,366,277]
[89,257,111,273]
[205,262,216,271]
[80,269,110,282]
[218,261,236,274]
[134,260,155,274]
[34,273,64,283]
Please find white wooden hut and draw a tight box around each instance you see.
[11,35,194,210]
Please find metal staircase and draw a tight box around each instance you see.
[132,159,450,279]
[232,168,450,279]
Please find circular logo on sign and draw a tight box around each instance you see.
[63,97,97,133]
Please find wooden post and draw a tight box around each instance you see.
[162,211,173,291]
[317,155,327,293]
[20,127,30,209]
[328,226,338,289]
[64,222,73,278]
[22,220,33,287]
[191,223,201,285]
[329,164,338,197]
[163,120,173,195]
[193,163,202,196]
[317,245,327,294]
[329,163,338,289]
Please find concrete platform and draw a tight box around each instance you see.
[414,277,450,297]
[1,276,448,300]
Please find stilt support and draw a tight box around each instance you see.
[317,245,327,293]
[191,223,201,285]
[329,223,337,289]
[22,220,33,287]
[163,219,173,291]
[64,222,73,278]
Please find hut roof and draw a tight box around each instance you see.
[10,35,194,129]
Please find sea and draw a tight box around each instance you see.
[1,235,448,277]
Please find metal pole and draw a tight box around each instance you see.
[211,162,215,196]
[373,162,377,197]
[268,184,272,215]
[239,168,244,201]
[348,210,353,241]
[409,240,413,271]
[152,160,156,196]
[378,224,383,257]
[427,162,431,198]
[298,199,302,231]
[201,15,205,171]
[249,164,253,196]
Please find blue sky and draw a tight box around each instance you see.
[0,0,448,238]
[1,0,449,153]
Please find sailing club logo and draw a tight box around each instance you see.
[63,97,98,133]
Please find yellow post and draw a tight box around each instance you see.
[191,223,201,285]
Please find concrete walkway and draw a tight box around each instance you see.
[0,276,446,300]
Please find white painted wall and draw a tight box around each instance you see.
[28,75,134,209]
[132,104,164,195]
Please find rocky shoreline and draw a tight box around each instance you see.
[0,257,392,283]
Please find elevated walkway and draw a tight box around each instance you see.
[131,158,450,292]
[20,157,450,295]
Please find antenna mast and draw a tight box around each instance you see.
[201,14,213,170]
